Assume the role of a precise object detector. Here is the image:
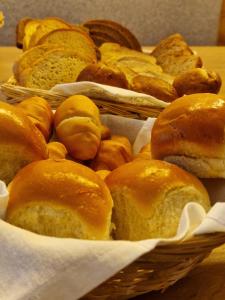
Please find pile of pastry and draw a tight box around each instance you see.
[3,90,225,241]
[13,17,221,102]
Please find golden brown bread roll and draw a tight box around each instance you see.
[173,68,222,96]
[131,75,178,102]
[47,142,68,159]
[0,101,48,184]
[6,159,113,240]
[100,124,111,140]
[76,63,129,89]
[133,143,151,160]
[105,159,210,240]
[151,93,225,178]
[54,95,102,160]
[90,135,133,171]
[17,96,53,141]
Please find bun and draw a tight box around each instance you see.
[105,159,210,240]
[77,63,129,89]
[47,142,68,159]
[151,93,225,178]
[100,124,111,140]
[0,101,47,184]
[6,159,113,240]
[90,135,132,171]
[17,96,53,140]
[54,95,101,160]
[173,68,221,96]
[131,75,178,102]
[134,143,151,160]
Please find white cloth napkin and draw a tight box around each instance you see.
[51,81,168,108]
[1,115,225,300]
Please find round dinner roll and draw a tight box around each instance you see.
[151,93,225,178]
[0,101,47,184]
[17,96,53,141]
[54,95,102,160]
[47,141,68,159]
[6,159,113,240]
[105,159,210,240]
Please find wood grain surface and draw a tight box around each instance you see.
[0,46,225,300]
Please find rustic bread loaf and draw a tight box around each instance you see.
[151,33,202,76]
[19,49,92,89]
[83,19,141,51]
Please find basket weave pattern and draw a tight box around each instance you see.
[85,233,225,299]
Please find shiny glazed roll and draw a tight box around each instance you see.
[47,141,68,159]
[90,135,132,171]
[17,96,53,141]
[54,95,102,160]
[105,159,210,240]
[151,93,225,178]
[6,159,113,240]
[0,101,47,184]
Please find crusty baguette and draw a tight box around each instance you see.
[173,68,222,96]
[151,33,202,76]
[19,49,92,89]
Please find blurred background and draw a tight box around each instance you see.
[0,0,224,46]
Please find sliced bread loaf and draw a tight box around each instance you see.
[37,28,97,63]
[19,49,91,90]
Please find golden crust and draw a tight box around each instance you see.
[47,142,68,159]
[105,159,209,214]
[173,68,222,96]
[151,93,225,160]
[6,159,113,239]
[77,63,129,89]
[17,96,53,141]
[100,124,111,140]
[90,135,132,171]
[54,95,101,160]
[131,75,178,102]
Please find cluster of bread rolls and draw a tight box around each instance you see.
[14,17,221,102]
[1,92,217,242]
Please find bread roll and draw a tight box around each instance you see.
[47,142,68,159]
[90,135,132,171]
[6,159,113,240]
[77,63,129,89]
[54,95,101,160]
[100,124,111,140]
[17,96,53,141]
[173,68,221,96]
[151,93,225,178]
[0,101,47,184]
[96,169,111,180]
[134,143,151,160]
[105,159,210,240]
[131,75,178,102]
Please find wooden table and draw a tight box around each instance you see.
[1,46,225,300]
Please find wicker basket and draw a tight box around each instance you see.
[0,82,164,119]
[84,233,225,299]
